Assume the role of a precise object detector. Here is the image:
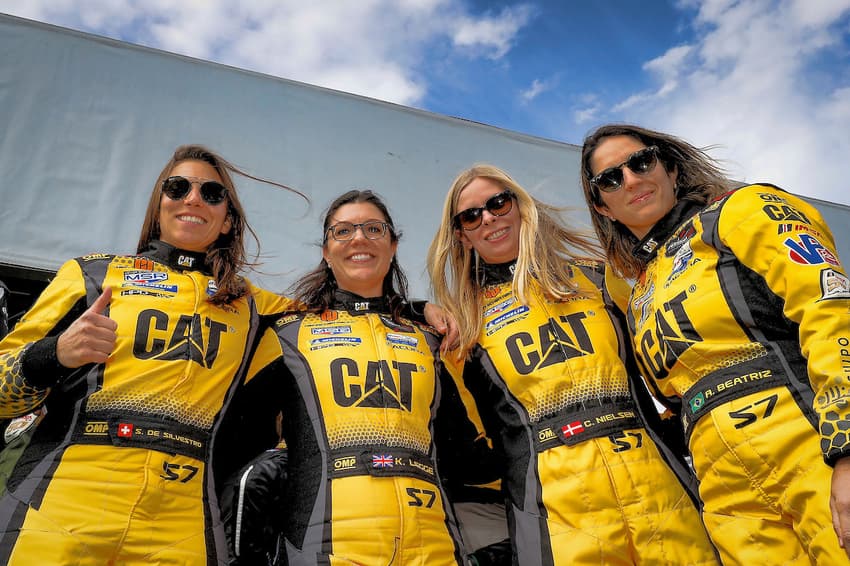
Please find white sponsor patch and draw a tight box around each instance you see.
[819,268,850,301]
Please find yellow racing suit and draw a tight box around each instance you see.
[0,240,294,565]
[628,184,850,564]
[240,289,493,566]
[448,260,717,565]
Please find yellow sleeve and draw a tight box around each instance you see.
[248,283,302,316]
[0,259,88,417]
[718,184,850,461]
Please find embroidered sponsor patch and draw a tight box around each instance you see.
[819,268,850,301]
[124,271,168,283]
[387,333,418,348]
[784,234,839,266]
[484,298,515,317]
[311,326,352,335]
[309,336,362,349]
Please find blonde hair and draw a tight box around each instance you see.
[427,164,602,357]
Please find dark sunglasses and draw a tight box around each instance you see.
[161,176,228,205]
[453,189,515,231]
[589,146,660,195]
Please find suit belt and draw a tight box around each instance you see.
[329,446,437,484]
[71,412,208,460]
[533,398,642,453]
[681,356,786,440]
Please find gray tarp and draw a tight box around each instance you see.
[1,13,848,297]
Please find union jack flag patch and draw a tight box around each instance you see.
[372,454,394,468]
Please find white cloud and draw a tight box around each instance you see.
[1,0,531,106]
[451,4,535,60]
[611,0,850,205]
[520,77,553,104]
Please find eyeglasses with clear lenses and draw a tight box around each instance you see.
[161,176,228,205]
[589,146,660,195]
[453,189,515,231]
[326,220,390,241]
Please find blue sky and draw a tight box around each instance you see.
[3,0,850,205]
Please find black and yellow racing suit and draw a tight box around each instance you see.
[628,183,850,563]
[243,289,493,566]
[448,260,717,565]
[0,240,294,565]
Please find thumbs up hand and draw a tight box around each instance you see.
[56,287,119,368]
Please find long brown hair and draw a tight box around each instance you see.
[137,144,307,305]
[290,190,409,320]
[580,124,731,278]
[428,164,602,357]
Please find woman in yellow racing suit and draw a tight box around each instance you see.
[581,123,850,564]
[232,189,496,566]
[0,145,302,565]
[428,164,718,565]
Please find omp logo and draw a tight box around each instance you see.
[124,271,168,283]
[758,192,785,203]
[330,357,420,410]
[505,313,594,375]
[83,421,109,435]
[133,309,227,368]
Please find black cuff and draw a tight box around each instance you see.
[21,336,72,389]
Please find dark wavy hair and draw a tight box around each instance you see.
[580,124,732,278]
[137,144,307,305]
[290,190,409,320]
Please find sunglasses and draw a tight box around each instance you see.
[161,176,228,205]
[453,189,515,231]
[327,220,390,241]
[589,146,660,195]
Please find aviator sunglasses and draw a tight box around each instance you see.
[161,176,228,205]
[453,189,515,231]
[589,146,660,195]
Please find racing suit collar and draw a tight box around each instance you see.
[139,240,212,274]
[477,259,517,286]
[632,199,704,264]
[331,289,391,314]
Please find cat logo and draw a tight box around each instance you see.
[330,357,419,410]
[762,204,811,224]
[133,309,227,368]
[506,313,594,374]
[177,255,196,268]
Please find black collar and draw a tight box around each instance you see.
[477,259,517,286]
[138,240,212,274]
[331,289,391,314]
[632,199,704,263]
